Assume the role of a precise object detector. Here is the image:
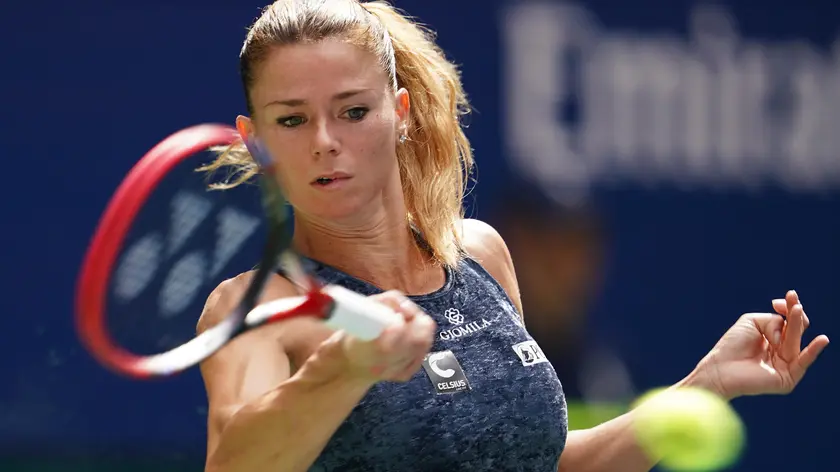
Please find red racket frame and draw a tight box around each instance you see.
[75,124,240,377]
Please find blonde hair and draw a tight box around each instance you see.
[200,0,474,267]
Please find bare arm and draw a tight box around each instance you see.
[198,274,375,472]
[557,371,714,472]
[560,414,654,472]
[207,342,375,472]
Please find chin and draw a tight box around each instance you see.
[313,203,364,221]
[295,176,399,224]
[305,192,377,223]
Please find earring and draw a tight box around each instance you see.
[399,134,408,144]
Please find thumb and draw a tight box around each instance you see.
[743,312,786,347]
[772,299,788,315]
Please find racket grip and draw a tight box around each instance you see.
[322,285,404,341]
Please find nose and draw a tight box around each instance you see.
[310,118,340,158]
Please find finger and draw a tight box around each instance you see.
[372,290,423,322]
[791,335,830,383]
[372,290,409,312]
[376,322,404,354]
[790,293,808,330]
[414,313,437,350]
[746,313,786,346]
[767,315,786,347]
[786,290,807,328]
[772,299,788,316]
[383,295,416,322]
[402,314,436,359]
[388,313,435,364]
[366,324,406,377]
[398,315,436,368]
[383,326,430,379]
[785,290,800,314]
[390,354,426,382]
[382,356,414,378]
[398,298,425,322]
[781,304,806,360]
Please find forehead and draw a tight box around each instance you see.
[251,39,389,104]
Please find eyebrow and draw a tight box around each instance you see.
[263,88,373,108]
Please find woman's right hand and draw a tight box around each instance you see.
[325,290,437,384]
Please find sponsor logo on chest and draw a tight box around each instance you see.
[438,308,493,341]
[421,350,471,394]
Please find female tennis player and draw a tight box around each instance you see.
[197,1,829,471]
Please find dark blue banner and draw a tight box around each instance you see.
[2,1,836,470]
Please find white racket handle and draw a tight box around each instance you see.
[321,285,404,341]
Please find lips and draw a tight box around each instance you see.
[311,172,352,187]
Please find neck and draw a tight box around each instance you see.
[292,210,442,296]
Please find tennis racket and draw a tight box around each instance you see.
[75,123,401,379]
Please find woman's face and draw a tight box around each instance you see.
[242,38,410,224]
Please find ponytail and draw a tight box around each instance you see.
[363,1,474,267]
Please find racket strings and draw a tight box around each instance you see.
[106,150,267,355]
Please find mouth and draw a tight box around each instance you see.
[311,173,352,187]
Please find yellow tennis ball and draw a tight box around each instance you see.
[631,387,745,471]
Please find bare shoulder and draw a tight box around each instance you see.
[458,218,524,316]
[197,270,299,334]
[459,218,510,264]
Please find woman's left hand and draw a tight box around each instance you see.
[689,290,830,400]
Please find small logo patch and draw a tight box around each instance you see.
[437,307,493,341]
[422,350,471,394]
[512,340,549,366]
[444,308,465,325]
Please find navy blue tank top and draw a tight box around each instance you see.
[295,256,568,471]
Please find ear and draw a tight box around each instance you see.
[395,88,410,133]
[235,115,254,142]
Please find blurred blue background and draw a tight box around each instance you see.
[1,0,837,470]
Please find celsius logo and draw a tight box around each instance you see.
[439,308,492,341]
[428,352,456,378]
[421,350,471,394]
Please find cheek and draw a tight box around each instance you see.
[260,127,308,170]
[258,136,311,197]
[350,112,397,166]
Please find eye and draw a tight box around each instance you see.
[344,107,369,122]
[277,116,306,128]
